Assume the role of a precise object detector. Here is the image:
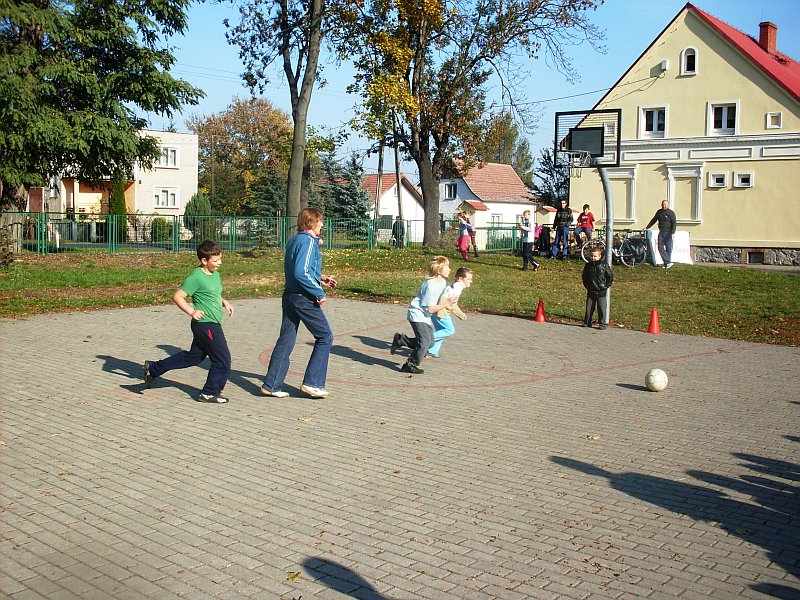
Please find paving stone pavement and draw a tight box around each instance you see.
[1,298,798,600]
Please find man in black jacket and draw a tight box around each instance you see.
[646,200,677,268]
[550,199,573,260]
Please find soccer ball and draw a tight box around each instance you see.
[645,368,668,392]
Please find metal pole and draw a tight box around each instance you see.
[598,165,613,324]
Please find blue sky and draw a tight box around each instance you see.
[154,0,800,179]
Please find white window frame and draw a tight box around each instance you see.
[154,187,179,208]
[604,166,637,222]
[639,106,667,139]
[707,171,727,188]
[444,182,457,199]
[667,163,703,222]
[156,146,179,168]
[733,171,754,188]
[707,101,739,136]
[766,112,782,129]
[680,47,697,76]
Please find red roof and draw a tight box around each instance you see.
[454,162,534,204]
[690,4,800,101]
[361,173,422,205]
[461,200,489,211]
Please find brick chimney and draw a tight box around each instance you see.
[759,21,777,54]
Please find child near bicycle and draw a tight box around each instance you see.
[582,245,614,330]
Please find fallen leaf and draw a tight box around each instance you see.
[416,455,426,460]
[286,571,302,582]
[298,415,312,422]
[586,435,602,441]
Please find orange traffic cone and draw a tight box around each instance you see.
[647,307,661,334]
[534,298,546,323]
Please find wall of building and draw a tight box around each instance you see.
[569,8,800,262]
[133,130,199,216]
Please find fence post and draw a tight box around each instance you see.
[172,215,179,252]
[325,218,333,249]
[38,212,47,254]
[367,218,375,250]
[230,216,237,251]
[109,214,116,254]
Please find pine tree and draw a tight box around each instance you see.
[108,178,128,243]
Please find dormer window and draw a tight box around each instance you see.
[681,48,697,75]
[444,182,457,199]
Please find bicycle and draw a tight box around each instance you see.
[581,229,648,267]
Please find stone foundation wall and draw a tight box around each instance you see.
[693,246,800,266]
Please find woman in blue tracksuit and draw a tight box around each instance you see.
[261,208,337,399]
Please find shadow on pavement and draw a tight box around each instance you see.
[550,451,800,597]
[330,344,398,369]
[301,557,393,599]
[98,345,265,397]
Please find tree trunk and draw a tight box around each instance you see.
[416,155,440,248]
[284,0,324,229]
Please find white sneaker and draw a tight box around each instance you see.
[261,386,289,398]
[665,263,673,269]
[301,384,330,398]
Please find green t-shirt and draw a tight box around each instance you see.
[180,267,223,324]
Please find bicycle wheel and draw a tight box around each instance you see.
[620,239,646,267]
[581,239,604,262]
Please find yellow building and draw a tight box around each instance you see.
[569,3,799,265]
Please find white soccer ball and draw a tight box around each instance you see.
[645,368,668,392]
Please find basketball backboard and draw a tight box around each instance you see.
[554,108,622,170]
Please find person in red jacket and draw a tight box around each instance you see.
[574,204,595,248]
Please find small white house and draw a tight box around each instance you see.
[362,173,425,243]
[439,162,537,226]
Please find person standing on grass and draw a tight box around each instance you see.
[391,216,405,249]
[260,208,337,399]
[518,210,540,271]
[456,212,471,261]
[143,239,234,404]
[465,214,479,258]
[550,199,573,260]
[646,199,677,269]
[582,245,614,330]
[390,255,454,374]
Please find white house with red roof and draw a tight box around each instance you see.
[361,173,425,242]
[569,2,799,264]
[440,162,537,226]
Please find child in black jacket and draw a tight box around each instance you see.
[582,245,614,329]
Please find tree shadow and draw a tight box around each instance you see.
[300,557,393,600]
[550,452,800,597]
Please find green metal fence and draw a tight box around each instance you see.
[1,212,521,255]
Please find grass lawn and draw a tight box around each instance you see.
[1,249,798,346]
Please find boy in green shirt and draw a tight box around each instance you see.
[144,240,234,403]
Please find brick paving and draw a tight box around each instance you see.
[1,298,798,599]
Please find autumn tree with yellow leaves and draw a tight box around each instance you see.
[338,0,605,246]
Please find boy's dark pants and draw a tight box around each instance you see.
[396,321,434,367]
[584,291,608,326]
[150,321,231,395]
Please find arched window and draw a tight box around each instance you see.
[681,48,697,75]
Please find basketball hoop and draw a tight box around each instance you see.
[558,150,592,178]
